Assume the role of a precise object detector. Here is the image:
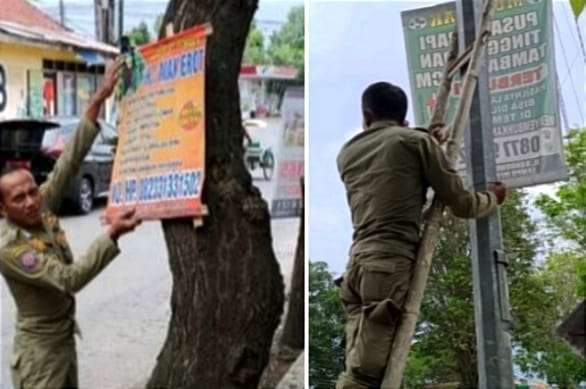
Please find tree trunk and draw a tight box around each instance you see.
[456,344,478,388]
[147,1,284,388]
[280,178,305,350]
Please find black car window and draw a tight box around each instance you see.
[0,127,45,152]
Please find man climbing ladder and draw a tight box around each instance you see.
[335,81,506,389]
[335,1,503,387]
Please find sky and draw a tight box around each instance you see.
[37,0,302,38]
[308,0,586,274]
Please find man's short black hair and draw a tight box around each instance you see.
[362,82,408,124]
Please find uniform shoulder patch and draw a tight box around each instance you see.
[18,251,42,273]
[28,238,48,253]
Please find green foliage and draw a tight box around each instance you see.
[404,346,457,388]
[542,252,583,314]
[515,128,586,387]
[513,251,585,388]
[267,6,304,80]
[570,0,585,18]
[242,7,304,81]
[578,260,586,298]
[517,252,586,388]
[535,125,586,314]
[310,129,586,387]
[536,128,586,250]
[243,22,266,65]
[403,189,586,388]
[309,261,345,388]
[308,188,584,387]
[527,340,586,388]
[128,21,151,46]
[404,209,474,386]
[403,191,540,386]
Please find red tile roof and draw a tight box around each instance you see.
[0,0,117,55]
[0,0,70,34]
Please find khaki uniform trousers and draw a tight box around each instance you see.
[336,255,413,389]
[10,337,78,389]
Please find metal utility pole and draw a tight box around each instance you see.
[108,0,116,44]
[457,1,514,388]
[118,0,124,42]
[59,0,65,26]
[94,0,100,40]
[95,0,116,44]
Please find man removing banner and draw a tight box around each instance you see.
[0,59,141,388]
[335,82,506,389]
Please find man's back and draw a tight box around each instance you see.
[335,82,504,389]
[337,121,429,260]
[337,120,499,261]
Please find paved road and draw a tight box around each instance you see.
[0,117,301,388]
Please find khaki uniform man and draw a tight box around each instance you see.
[335,82,506,389]
[0,59,141,389]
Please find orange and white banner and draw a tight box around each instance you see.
[106,23,212,221]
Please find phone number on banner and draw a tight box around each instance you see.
[110,170,203,205]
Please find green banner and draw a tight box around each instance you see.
[27,70,43,118]
[402,0,567,188]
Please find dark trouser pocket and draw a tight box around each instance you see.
[359,258,412,307]
[348,308,398,385]
[363,298,403,326]
[342,257,413,386]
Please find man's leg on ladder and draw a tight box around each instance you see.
[336,256,413,389]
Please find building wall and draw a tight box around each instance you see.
[0,42,77,119]
[239,78,290,118]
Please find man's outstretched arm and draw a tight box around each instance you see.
[417,135,505,218]
[0,208,140,293]
[41,58,124,213]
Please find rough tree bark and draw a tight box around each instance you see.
[280,178,304,351]
[147,1,285,388]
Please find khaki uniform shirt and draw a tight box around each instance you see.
[337,120,497,261]
[0,118,120,377]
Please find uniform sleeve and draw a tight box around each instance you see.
[40,117,101,213]
[0,234,120,293]
[416,135,498,218]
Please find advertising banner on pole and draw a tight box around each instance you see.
[402,0,567,188]
[105,24,211,221]
[271,86,304,218]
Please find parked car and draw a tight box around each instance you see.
[0,117,117,214]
